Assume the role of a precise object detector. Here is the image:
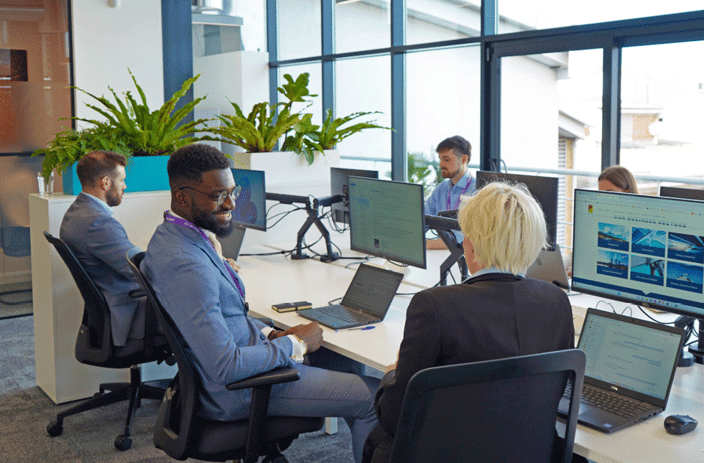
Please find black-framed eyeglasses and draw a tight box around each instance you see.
[179,185,242,206]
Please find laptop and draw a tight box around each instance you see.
[559,308,685,433]
[297,264,404,330]
[219,225,246,260]
[526,244,570,290]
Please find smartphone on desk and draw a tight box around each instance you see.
[272,301,313,313]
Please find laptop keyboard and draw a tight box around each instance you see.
[316,304,375,323]
[564,382,652,418]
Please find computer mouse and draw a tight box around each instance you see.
[664,414,698,435]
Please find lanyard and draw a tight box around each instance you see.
[164,211,245,299]
[446,177,473,211]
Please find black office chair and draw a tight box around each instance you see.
[126,249,324,463]
[387,349,586,463]
[43,232,172,450]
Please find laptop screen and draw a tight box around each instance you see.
[578,310,683,401]
[341,264,404,317]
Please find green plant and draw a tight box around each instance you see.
[72,70,211,156]
[33,122,132,181]
[210,73,315,153]
[210,72,390,165]
[33,70,211,180]
[387,152,437,192]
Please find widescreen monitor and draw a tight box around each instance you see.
[660,186,704,201]
[476,170,559,246]
[330,167,379,224]
[571,189,704,319]
[348,176,427,269]
[230,168,266,231]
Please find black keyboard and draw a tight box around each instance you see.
[316,304,374,323]
[564,382,651,418]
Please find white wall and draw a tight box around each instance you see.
[71,0,164,125]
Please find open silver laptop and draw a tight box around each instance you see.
[526,243,570,290]
[297,264,404,330]
[559,309,685,433]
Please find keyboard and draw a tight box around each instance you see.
[564,382,651,418]
[316,304,376,323]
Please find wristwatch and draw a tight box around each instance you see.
[291,334,308,356]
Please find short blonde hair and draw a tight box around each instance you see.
[458,182,547,275]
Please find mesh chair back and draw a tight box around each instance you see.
[44,231,112,364]
[389,349,585,463]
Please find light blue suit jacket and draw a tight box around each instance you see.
[60,192,146,346]
[142,220,296,421]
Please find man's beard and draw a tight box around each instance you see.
[105,186,122,206]
[191,205,234,238]
[441,167,460,179]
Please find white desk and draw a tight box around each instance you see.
[239,248,412,371]
[238,248,704,462]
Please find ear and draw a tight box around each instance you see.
[99,175,111,192]
[172,188,191,209]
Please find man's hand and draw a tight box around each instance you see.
[282,322,323,353]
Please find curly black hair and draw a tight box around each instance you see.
[167,144,230,187]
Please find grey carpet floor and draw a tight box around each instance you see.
[0,316,355,462]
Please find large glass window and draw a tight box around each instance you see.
[498,1,704,33]
[406,46,480,184]
[335,56,392,176]
[276,0,321,60]
[335,0,390,54]
[406,0,479,45]
[620,41,704,194]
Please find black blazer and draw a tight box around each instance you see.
[374,273,575,437]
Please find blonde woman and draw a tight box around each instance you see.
[364,182,575,463]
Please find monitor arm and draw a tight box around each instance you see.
[265,192,343,262]
[675,316,704,366]
[425,215,469,286]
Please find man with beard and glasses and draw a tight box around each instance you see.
[425,135,475,250]
[141,144,379,463]
[60,150,149,346]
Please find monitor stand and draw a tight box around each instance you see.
[674,316,704,367]
[266,192,341,263]
[437,230,468,286]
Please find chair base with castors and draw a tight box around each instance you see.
[46,365,171,450]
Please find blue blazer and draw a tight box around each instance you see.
[142,220,296,421]
[60,192,146,346]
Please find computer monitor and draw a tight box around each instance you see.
[571,189,704,319]
[330,167,379,224]
[230,168,266,231]
[660,186,704,201]
[475,171,559,247]
[348,176,427,269]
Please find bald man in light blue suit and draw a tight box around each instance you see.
[60,151,146,346]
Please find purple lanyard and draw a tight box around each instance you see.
[446,177,473,211]
[164,211,245,299]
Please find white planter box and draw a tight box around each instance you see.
[229,150,340,192]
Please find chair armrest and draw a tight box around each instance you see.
[252,316,275,328]
[226,367,300,391]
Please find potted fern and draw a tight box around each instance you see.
[209,73,389,168]
[33,70,212,194]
